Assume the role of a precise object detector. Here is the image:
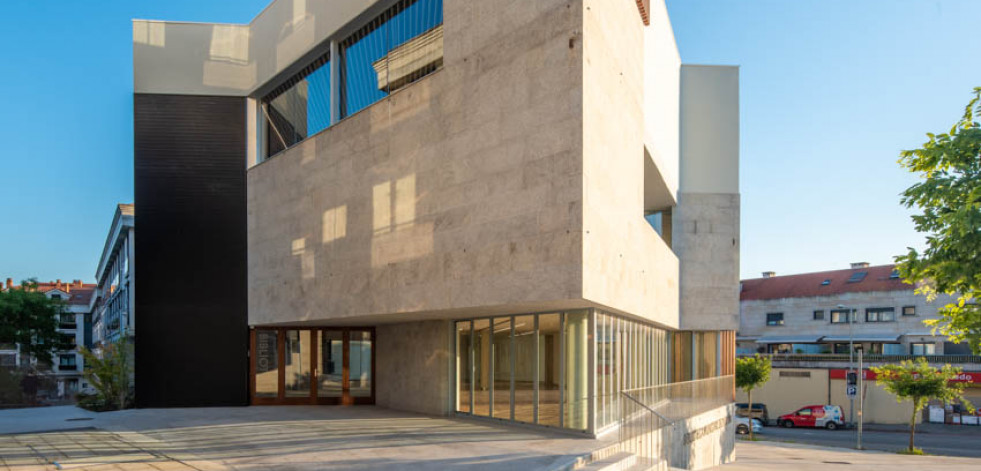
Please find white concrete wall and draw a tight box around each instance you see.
[643,0,680,203]
[675,65,740,331]
[581,0,679,329]
[134,0,376,95]
[248,0,586,326]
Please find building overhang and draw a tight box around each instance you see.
[821,334,901,343]
[755,335,822,344]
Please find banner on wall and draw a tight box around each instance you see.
[829,369,981,384]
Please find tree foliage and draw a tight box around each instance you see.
[79,339,132,410]
[871,358,974,452]
[0,279,73,365]
[736,354,771,439]
[896,87,981,353]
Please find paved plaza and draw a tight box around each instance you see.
[0,406,608,471]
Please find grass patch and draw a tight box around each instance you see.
[897,448,927,456]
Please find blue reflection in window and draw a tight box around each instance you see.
[342,0,443,117]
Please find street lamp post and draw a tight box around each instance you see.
[856,345,864,450]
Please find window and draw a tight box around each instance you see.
[830,309,851,324]
[260,0,444,160]
[58,354,77,369]
[797,408,812,416]
[262,52,332,158]
[890,269,900,279]
[780,371,811,378]
[883,343,905,355]
[911,343,936,355]
[50,294,62,300]
[865,307,895,323]
[820,279,831,286]
[766,313,784,326]
[847,272,867,283]
[59,313,76,329]
[340,0,444,117]
[902,306,916,316]
[813,310,825,321]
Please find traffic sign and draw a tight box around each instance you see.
[846,385,857,398]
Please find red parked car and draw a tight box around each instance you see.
[778,405,845,430]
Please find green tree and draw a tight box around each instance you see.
[871,358,974,453]
[79,339,132,410]
[735,354,771,440]
[0,279,73,365]
[896,87,981,353]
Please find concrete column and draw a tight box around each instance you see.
[330,40,340,124]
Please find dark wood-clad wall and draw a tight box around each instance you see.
[134,94,249,407]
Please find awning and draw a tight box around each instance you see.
[755,335,823,344]
[821,334,900,342]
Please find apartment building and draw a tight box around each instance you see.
[1,278,96,398]
[92,204,135,349]
[131,0,740,460]
[739,263,962,356]
[738,263,981,424]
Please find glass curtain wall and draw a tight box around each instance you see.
[455,310,671,433]
[594,311,670,431]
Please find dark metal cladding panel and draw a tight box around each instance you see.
[133,94,248,407]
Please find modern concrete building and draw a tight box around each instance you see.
[92,204,135,349]
[1,278,96,398]
[737,263,981,425]
[132,0,740,464]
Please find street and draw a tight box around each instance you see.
[751,423,981,458]
[713,440,981,471]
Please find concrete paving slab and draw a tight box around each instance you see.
[0,406,609,470]
[0,406,98,435]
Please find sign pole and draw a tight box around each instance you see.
[857,347,864,450]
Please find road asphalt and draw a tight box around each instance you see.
[750,422,981,458]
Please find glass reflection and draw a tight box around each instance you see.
[350,330,372,397]
[513,315,535,423]
[564,311,589,430]
[492,317,511,419]
[255,330,279,397]
[284,330,311,397]
[472,319,491,416]
[538,313,561,426]
[456,321,472,413]
[318,330,343,397]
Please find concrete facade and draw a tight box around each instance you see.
[133,2,740,465]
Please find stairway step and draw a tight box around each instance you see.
[576,451,638,471]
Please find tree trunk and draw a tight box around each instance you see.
[908,400,917,452]
[748,389,754,440]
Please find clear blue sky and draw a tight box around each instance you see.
[1,0,979,283]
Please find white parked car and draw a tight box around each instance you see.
[735,415,763,435]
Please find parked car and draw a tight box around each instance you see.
[735,403,769,425]
[734,415,763,435]
[778,405,845,430]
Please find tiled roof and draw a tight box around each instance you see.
[740,264,912,301]
[5,281,97,305]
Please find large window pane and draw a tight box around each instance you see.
[696,332,719,379]
[513,315,535,423]
[597,313,612,429]
[538,313,561,426]
[255,330,279,397]
[673,331,693,382]
[284,330,311,397]
[350,330,372,397]
[318,330,343,397]
[341,0,444,117]
[263,54,331,157]
[564,311,589,430]
[492,317,512,419]
[456,321,472,413]
[473,319,491,416]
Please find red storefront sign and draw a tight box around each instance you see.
[829,369,981,384]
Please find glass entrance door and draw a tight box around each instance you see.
[250,327,375,405]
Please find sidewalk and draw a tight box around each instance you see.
[863,422,981,436]
[713,440,981,471]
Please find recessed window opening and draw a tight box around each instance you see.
[847,272,867,283]
[262,51,332,158]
